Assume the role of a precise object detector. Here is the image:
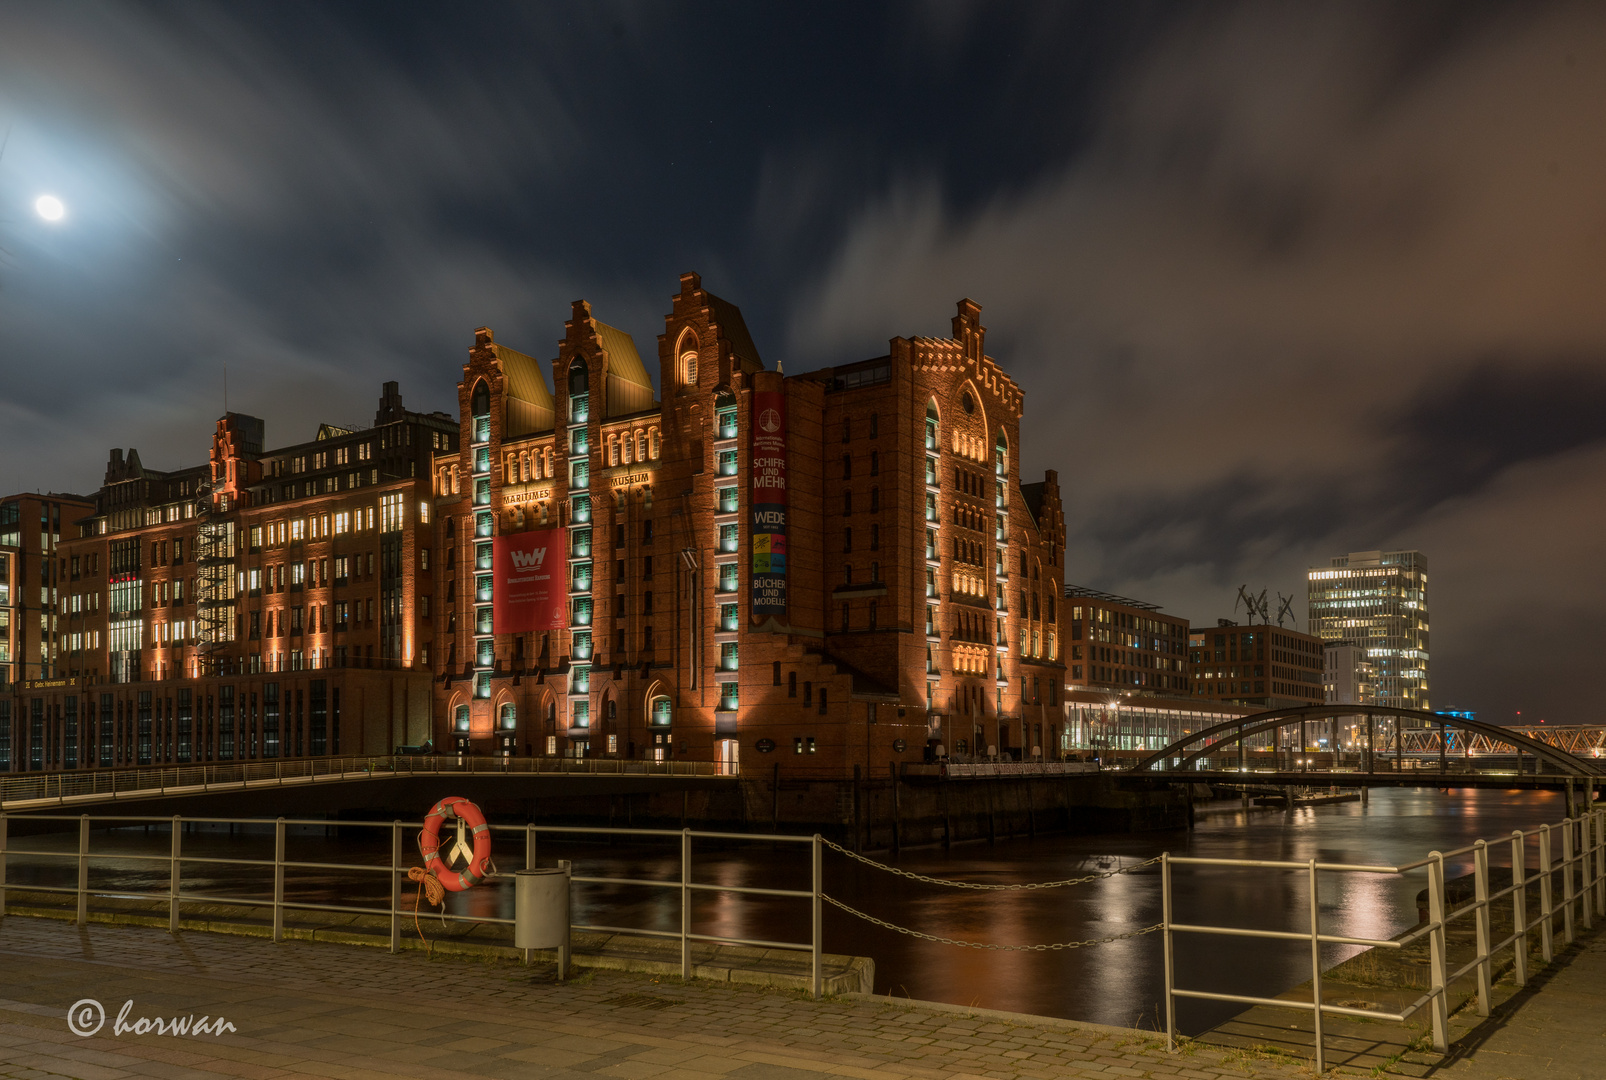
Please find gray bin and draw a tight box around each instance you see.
[515,864,570,950]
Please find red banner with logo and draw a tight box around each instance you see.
[492,529,566,634]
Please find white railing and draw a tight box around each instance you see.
[0,755,724,810]
[1163,808,1606,1073]
[0,813,825,997]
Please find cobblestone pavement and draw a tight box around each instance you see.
[0,916,1321,1080]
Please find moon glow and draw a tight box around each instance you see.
[35,194,66,221]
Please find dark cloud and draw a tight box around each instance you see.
[1,1,1601,721]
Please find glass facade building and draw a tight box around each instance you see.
[1307,550,1429,718]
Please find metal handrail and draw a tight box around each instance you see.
[1163,808,1606,1073]
[0,811,829,998]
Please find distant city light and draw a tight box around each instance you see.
[34,194,66,222]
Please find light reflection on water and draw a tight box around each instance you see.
[4,787,1562,1032]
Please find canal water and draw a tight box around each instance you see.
[2,787,1564,1033]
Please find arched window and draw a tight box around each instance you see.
[842,454,852,480]
[925,400,939,450]
[568,356,589,395]
[499,703,516,730]
[995,430,1009,477]
[454,705,469,732]
[606,699,617,721]
[649,428,660,459]
[471,380,490,418]
[609,437,620,466]
[650,696,672,726]
[676,329,700,386]
[636,431,646,461]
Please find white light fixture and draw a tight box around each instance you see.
[35,194,66,222]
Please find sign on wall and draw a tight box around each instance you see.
[492,528,567,633]
[749,388,788,619]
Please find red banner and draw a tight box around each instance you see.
[492,529,566,634]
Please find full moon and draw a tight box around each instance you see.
[35,194,66,221]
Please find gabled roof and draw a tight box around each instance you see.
[595,320,655,418]
[495,343,555,436]
[1020,481,1045,531]
[706,292,763,371]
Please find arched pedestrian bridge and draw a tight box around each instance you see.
[1130,704,1606,788]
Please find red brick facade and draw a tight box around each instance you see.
[2,276,1066,778]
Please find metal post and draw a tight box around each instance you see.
[1473,840,1491,1015]
[1308,858,1325,1074]
[521,822,538,963]
[1582,812,1595,932]
[389,821,402,953]
[1511,830,1528,987]
[1538,825,1554,962]
[811,834,823,1000]
[169,815,181,934]
[1562,822,1576,945]
[1439,720,1447,775]
[1366,713,1374,774]
[680,828,691,982]
[1427,853,1449,1053]
[1162,853,1176,1052]
[1596,811,1606,917]
[272,817,286,943]
[77,814,90,927]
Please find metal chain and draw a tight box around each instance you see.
[822,894,1161,951]
[820,837,1161,890]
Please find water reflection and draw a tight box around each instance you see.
[3,787,1561,1032]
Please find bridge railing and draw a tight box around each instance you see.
[0,755,721,810]
[1163,808,1606,1073]
[0,813,826,998]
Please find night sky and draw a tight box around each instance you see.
[3,3,1603,724]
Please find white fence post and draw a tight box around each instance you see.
[1538,825,1554,962]
[1473,840,1491,1015]
[1162,853,1175,1053]
[1308,858,1325,1073]
[1511,830,1528,987]
[1427,853,1450,1054]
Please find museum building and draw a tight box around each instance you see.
[1,274,1066,778]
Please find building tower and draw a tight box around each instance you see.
[1307,550,1429,716]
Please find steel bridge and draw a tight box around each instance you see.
[1130,704,1606,791]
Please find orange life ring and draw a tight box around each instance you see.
[418,796,493,891]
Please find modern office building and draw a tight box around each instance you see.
[1063,586,1190,696]
[1187,620,1324,709]
[1307,549,1429,715]
[1323,640,1380,750]
[2,276,1068,776]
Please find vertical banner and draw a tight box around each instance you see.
[493,528,567,633]
[749,388,788,619]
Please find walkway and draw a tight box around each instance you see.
[0,916,1312,1080]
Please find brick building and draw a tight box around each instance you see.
[1187,621,1324,710]
[434,275,1066,774]
[1,388,448,771]
[1062,586,1191,696]
[2,275,1066,777]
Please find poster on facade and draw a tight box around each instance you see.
[749,388,788,619]
[493,528,567,633]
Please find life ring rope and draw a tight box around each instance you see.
[417,796,494,892]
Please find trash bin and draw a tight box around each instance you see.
[515,864,570,950]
